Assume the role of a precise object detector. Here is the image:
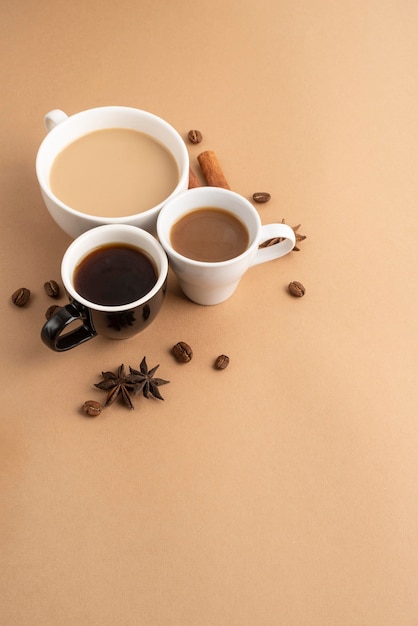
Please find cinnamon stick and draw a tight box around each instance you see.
[197,150,230,189]
[188,166,201,189]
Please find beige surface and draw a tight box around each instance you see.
[1,1,417,624]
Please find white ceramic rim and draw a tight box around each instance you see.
[36,106,189,224]
[61,224,168,312]
[156,187,262,267]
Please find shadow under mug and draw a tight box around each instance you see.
[41,225,168,351]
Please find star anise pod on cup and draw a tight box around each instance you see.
[290,224,307,251]
[128,357,169,401]
[94,364,136,409]
[259,219,306,251]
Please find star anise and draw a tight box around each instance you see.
[259,219,306,251]
[106,310,136,331]
[128,357,169,401]
[94,364,136,409]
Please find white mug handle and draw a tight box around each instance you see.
[251,223,296,266]
[44,109,68,133]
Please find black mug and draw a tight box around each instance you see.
[41,225,168,351]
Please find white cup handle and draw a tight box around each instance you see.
[250,223,296,266]
[44,109,68,133]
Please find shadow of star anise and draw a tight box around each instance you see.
[94,364,136,409]
[128,357,169,401]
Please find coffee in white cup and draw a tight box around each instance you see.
[157,187,296,305]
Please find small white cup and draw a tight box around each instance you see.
[36,106,189,238]
[156,187,296,305]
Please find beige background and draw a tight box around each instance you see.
[1,1,417,624]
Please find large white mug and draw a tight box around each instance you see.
[156,187,296,305]
[36,106,189,238]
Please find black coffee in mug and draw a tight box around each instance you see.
[74,244,158,306]
[41,224,168,351]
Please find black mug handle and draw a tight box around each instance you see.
[41,301,97,351]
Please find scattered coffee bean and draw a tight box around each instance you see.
[44,280,60,298]
[187,129,203,144]
[172,341,193,363]
[214,354,230,370]
[81,400,103,417]
[11,287,31,307]
[45,305,61,320]
[288,281,306,297]
[252,192,271,203]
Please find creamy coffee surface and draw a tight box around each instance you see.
[49,128,179,217]
[170,207,250,262]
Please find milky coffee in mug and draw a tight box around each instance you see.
[49,128,179,218]
[170,206,250,262]
[36,107,190,238]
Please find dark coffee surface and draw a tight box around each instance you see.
[74,244,157,306]
[170,207,249,262]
